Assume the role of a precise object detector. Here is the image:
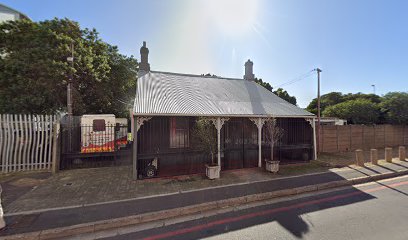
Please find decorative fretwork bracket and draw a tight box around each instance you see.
[136,116,152,131]
[249,117,268,130]
[305,118,314,127]
[207,117,230,131]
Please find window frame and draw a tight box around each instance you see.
[169,117,190,149]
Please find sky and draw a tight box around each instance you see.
[2,0,408,107]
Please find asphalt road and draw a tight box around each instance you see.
[104,175,408,240]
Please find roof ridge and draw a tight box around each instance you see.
[150,70,244,81]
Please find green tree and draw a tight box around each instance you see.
[380,92,408,124]
[306,92,344,114]
[254,78,297,105]
[0,18,137,117]
[254,78,273,92]
[273,88,297,105]
[201,73,219,77]
[343,93,382,104]
[306,92,382,115]
[97,45,138,117]
[323,99,380,124]
[192,118,217,165]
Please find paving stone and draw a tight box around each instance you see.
[3,161,408,216]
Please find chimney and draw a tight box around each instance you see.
[243,59,255,81]
[139,41,150,72]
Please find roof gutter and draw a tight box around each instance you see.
[132,112,316,119]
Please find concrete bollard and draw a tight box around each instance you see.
[399,146,406,161]
[355,149,365,167]
[385,147,393,163]
[370,149,378,165]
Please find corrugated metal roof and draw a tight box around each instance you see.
[133,71,314,117]
[0,3,31,20]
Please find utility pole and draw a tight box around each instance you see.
[67,42,74,151]
[67,42,74,116]
[315,68,322,155]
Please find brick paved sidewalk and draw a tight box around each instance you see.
[3,158,408,215]
[0,159,407,237]
[2,161,331,214]
[0,171,50,208]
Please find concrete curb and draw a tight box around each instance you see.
[2,169,408,240]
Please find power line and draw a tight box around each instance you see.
[274,70,315,88]
[115,98,133,106]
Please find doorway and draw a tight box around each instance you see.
[222,118,258,170]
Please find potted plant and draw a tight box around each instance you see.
[264,117,283,173]
[192,118,220,179]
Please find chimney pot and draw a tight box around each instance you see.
[140,41,150,72]
[244,59,255,81]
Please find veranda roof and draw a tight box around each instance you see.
[133,71,314,118]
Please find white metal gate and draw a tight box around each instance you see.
[0,114,58,173]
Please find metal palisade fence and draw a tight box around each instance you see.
[0,114,59,173]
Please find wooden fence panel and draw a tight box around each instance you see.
[374,125,385,149]
[351,125,364,151]
[337,126,351,152]
[404,125,408,145]
[395,125,405,146]
[363,125,375,150]
[384,125,394,147]
[319,124,408,153]
[0,114,58,173]
[321,125,338,152]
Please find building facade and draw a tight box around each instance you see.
[0,3,30,23]
[132,42,316,179]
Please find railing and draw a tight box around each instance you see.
[60,121,131,169]
[0,114,59,173]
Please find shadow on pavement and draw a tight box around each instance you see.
[116,174,378,240]
[0,172,51,208]
[0,168,358,237]
[374,164,398,173]
[391,161,408,170]
[349,164,408,198]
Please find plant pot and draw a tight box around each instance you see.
[265,160,280,173]
[302,152,309,161]
[205,164,220,179]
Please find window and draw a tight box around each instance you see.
[93,119,106,132]
[170,117,189,148]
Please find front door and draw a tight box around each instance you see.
[222,118,258,170]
